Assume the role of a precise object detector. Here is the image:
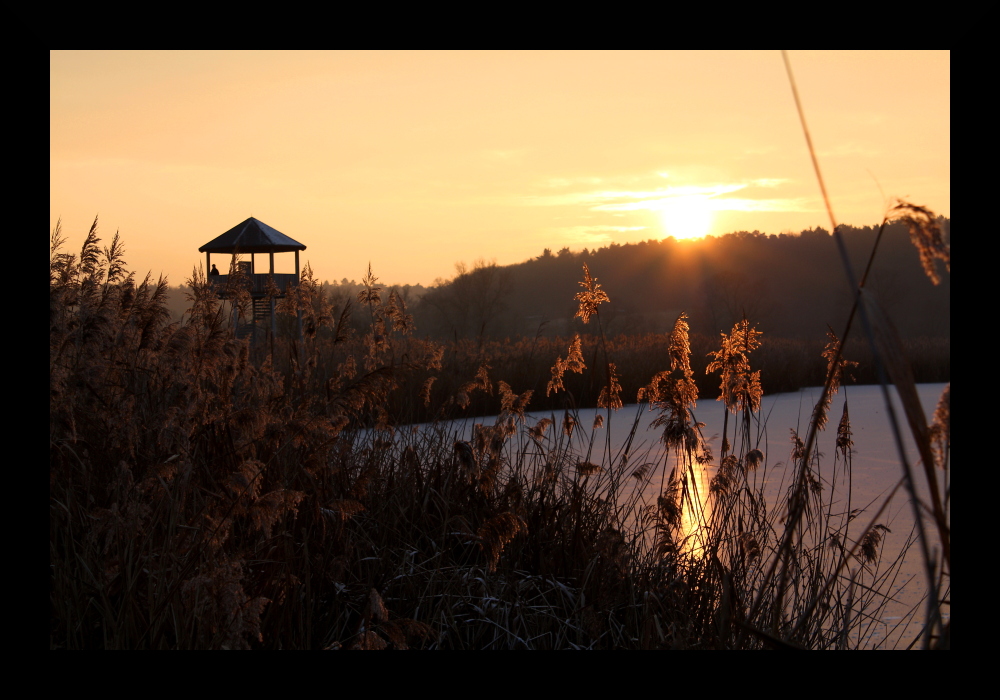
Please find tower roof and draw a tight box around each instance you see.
[199,217,306,254]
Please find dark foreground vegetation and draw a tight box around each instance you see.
[50,200,949,649]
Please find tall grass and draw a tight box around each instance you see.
[49,54,947,650]
[50,201,948,648]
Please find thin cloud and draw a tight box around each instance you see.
[522,183,746,208]
[710,197,815,213]
[520,178,813,215]
[545,225,647,245]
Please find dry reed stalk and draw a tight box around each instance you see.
[771,51,949,649]
[52,82,947,647]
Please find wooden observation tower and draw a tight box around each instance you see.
[199,217,307,340]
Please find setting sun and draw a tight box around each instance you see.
[50,50,948,287]
[49,50,950,651]
[660,196,714,240]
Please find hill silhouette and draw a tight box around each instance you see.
[412,219,950,342]
[163,219,949,347]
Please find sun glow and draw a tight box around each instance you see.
[679,463,713,558]
[660,196,714,240]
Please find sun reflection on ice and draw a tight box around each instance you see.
[676,461,714,558]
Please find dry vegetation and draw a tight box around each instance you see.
[49,198,949,648]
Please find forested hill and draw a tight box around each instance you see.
[413,219,950,342]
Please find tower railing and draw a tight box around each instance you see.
[209,273,298,297]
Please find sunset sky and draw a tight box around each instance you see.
[50,50,949,287]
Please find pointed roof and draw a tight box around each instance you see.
[199,217,306,254]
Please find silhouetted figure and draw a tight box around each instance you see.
[210,264,220,276]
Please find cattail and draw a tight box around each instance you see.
[577,461,602,476]
[745,449,764,471]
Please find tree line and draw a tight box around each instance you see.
[163,219,949,345]
[411,219,950,342]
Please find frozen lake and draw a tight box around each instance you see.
[420,381,949,649]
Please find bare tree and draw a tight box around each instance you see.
[703,269,771,333]
[426,259,513,340]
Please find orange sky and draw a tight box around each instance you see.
[50,50,949,287]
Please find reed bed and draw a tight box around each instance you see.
[49,198,949,648]
[373,332,947,425]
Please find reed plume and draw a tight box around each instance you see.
[706,319,763,415]
[648,313,701,452]
[928,383,950,469]
[51,172,947,649]
[836,403,854,458]
[811,329,858,430]
[891,200,950,286]
[596,361,623,411]
[573,263,609,324]
[546,333,585,397]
